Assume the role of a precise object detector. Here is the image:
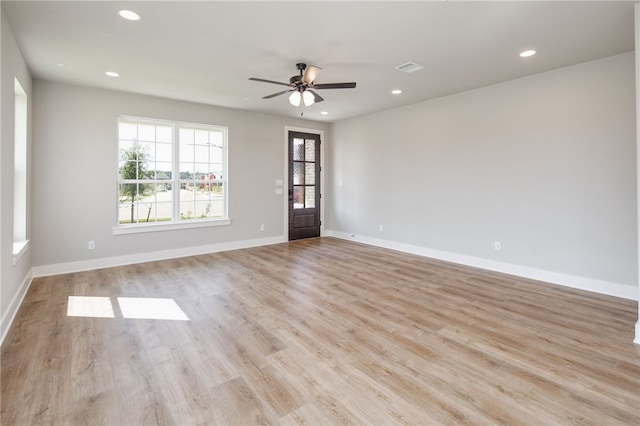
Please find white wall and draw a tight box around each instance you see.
[31,81,328,271]
[1,11,34,341]
[327,52,637,299]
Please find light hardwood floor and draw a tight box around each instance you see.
[2,237,639,425]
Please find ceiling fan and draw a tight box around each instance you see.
[249,63,356,107]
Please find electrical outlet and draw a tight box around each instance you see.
[260,224,265,231]
[88,241,95,250]
[494,241,501,251]
[379,225,384,232]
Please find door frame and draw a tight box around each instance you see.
[283,126,325,240]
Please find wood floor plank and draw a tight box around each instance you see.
[2,237,638,425]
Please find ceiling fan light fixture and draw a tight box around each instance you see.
[289,91,301,106]
[303,90,315,106]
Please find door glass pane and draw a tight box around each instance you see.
[305,186,315,208]
[293,162,304,185]
[293,186,304,209]
[305,163,315,185]
[305,139,315,162]
[293,138,304,161]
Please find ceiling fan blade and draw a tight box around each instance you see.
[307,90,324,103]
[249,77,292,87]
[263,89,293,99]
[312,82,357,90]
[302,65,321,84]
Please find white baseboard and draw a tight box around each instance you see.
[326,230,638,301]
[32,235,287,278]
[1,269,33,346]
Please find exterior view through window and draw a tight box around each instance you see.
[117,117,228,227]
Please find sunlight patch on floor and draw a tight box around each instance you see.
[117,297,190,321]
[67,296,115,318]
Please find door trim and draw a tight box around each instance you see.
[283,126,325,241]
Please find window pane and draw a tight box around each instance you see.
[119,123,137,141]
[119,140,135,153]
[293,162,304,185]
[121,161,141,180]
[210,198,225,218]
[210,164,223,178]
[138,124,156,142]
[209,131,223,147]
[293,186,304,209]
[156,142,172,162]
[179,128,194,144]
[118,201,135,224]
[140,160,153,179]
[179,143,194,163]
[305,163,315,185]
[305,186,315,208]
[305,139,315,162]
[293,138,304,161]
[211,145,223,163]
[180,163,195,176]
[194,200,213,219]
[179,200,196,220]
[156,126,172,143]
[139,141,155,160]
[194,129,209,145]
[155,163,172,179]
[194,144,209,162]
[198,173,218,191]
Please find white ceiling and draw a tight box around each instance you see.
[2,1,635,122]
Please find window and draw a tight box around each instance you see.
[13,78,28,264]
[116,117,228,233]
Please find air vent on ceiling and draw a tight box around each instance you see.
[395,62,425,73]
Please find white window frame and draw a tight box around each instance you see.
[114,116,230,235]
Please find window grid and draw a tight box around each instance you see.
[117,117,228,227]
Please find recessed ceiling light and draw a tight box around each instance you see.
[519,50,536,58]
[56,63,65,68]
[391,89,402,95]
[118,10,141,21]
[320,111,329,115]
[105,71,120,77]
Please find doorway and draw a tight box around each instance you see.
[288,131,321,240]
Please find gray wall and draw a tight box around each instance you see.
[1,11,33,339]
[31,81,328,267]
[327,52,637,291]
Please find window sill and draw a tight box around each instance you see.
[12,240,30,266]
[113,218,231,235]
